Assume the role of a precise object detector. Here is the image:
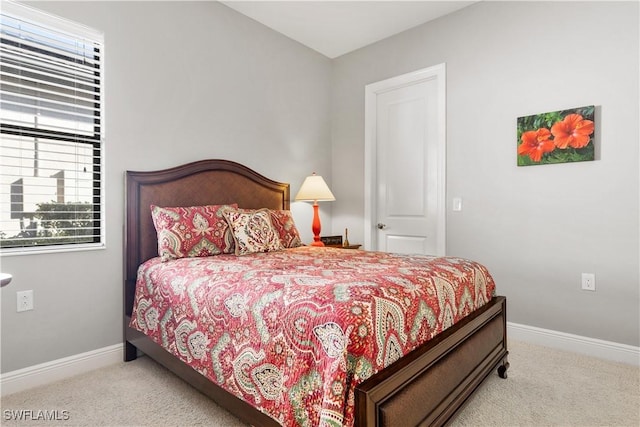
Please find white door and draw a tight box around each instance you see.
[364,64,446,255]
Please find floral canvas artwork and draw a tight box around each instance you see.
[517,105,595,166]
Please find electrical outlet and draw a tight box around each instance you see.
[581,273,596,291]
[17,290,34,312]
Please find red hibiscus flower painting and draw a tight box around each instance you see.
[517,105,595,166]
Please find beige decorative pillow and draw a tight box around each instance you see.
[224,208,283,256]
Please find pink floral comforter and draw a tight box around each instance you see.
[130,247,495,426]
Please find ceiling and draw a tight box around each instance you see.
[220,1,477,58]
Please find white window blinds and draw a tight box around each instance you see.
[0,2,104,253]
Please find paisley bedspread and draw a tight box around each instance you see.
[130,246,496,426]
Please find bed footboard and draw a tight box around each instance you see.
[354,296,508,427]
[125,297,507,427]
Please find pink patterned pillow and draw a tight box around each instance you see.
[269,210,302,248]
[223,208,283,256]
[150,204,237,261]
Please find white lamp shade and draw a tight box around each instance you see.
[294,173,335,202]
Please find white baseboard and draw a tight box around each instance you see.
[1,344,122,396]
[507,322,640,366]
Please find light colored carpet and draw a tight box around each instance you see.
[1,340,638,426]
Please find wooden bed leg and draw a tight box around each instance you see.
[497,354,510,379]
[124,340,138,362]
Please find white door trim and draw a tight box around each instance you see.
[364,64,447,254]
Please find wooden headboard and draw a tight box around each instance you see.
[124,159,290,316]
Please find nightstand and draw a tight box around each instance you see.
[327,244,361,249]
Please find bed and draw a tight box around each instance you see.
[124,159,509,427]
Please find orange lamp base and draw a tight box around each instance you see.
[310,202,324,247]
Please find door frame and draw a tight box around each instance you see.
[364,63,446,255]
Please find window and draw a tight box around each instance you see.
[0,2,104,253]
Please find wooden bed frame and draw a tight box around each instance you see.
[124,159,509,427]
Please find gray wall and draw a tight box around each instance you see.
[330,1,639,345]
[1,1,332,373]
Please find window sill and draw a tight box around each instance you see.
[0,242,106,257]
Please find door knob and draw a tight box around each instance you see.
[377,223,387,229]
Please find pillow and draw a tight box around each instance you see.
[223,208,283,256]
[150,204,237,261]
[269,209,303,248]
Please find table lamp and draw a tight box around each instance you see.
[294,172,335,246]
